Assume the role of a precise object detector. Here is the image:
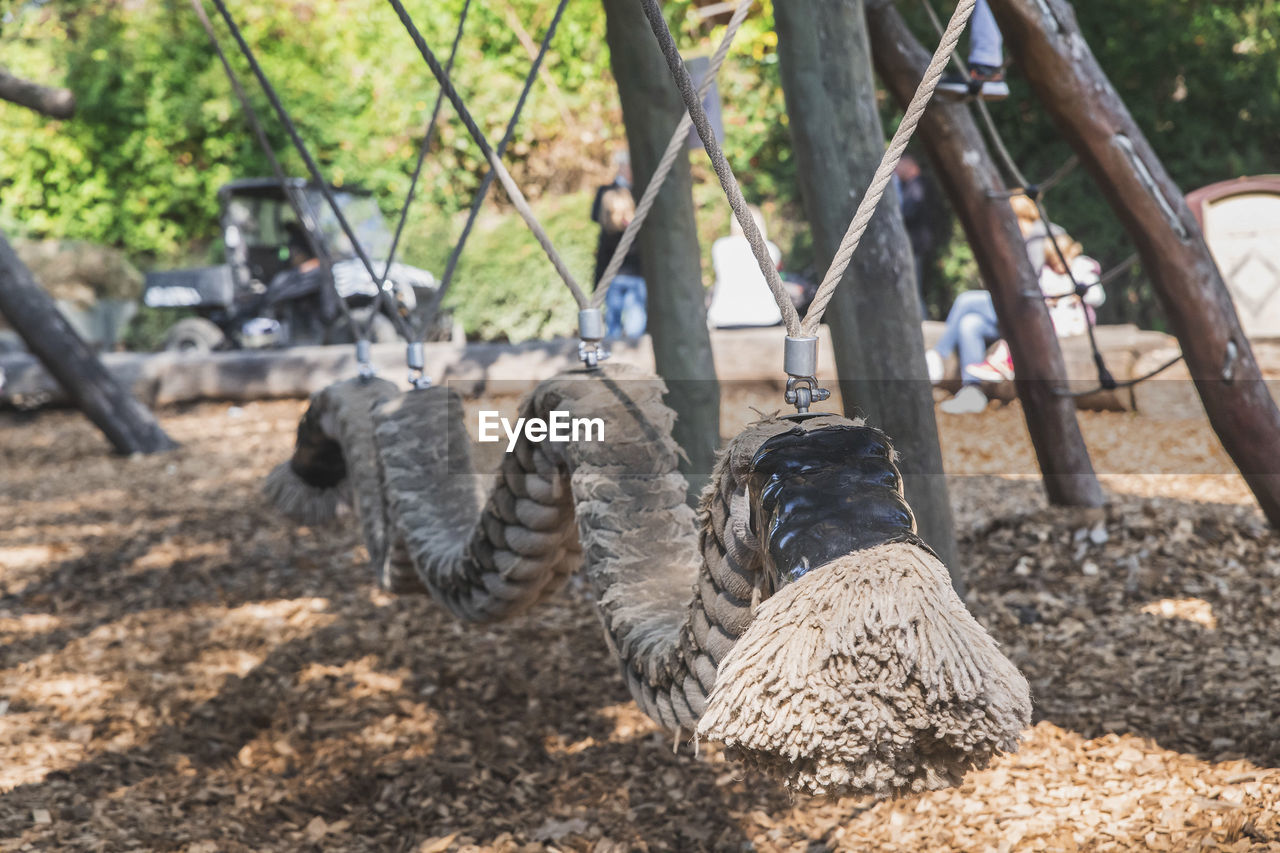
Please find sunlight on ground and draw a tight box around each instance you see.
[1140,598,1218,630]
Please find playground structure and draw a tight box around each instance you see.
[1,0,1279,821]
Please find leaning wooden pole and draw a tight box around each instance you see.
[0,233,177,454]
[986,0,1280,525]
[775,0,959,582]
[866,0,1103,508]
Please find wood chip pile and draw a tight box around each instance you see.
[0,395,1276,852]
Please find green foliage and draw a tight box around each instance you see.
[0,0,619,262]
[3,0,1277,341]
[394,191,589,343]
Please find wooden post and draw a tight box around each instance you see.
[987,0,1280,525]
[866,0,1104,508]
[601,0,721,498]
[0,233,177,454]
[775,0,959,581]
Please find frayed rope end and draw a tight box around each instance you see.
[263,461,346,526]
[697,541,1031,799]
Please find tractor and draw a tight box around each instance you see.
[143,178,443,352]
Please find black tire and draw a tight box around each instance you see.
[367,312,402,343]
[162,317,226,353]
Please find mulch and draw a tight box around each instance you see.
[1,393,1277,852]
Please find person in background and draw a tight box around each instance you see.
[926,195,1105,414]
[965,233,1105,382]
[894,154,937,319]
[926,288,1002,414]
[591,156,646,339]
[936,0,1009,101]
[707,205,784,329]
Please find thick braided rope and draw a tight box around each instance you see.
[591,0,754,303]
[387,0,590,310]
[638,0,802,335]
[801,0,976,334]
[267,369,1030,796]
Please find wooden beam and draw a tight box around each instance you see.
[0,68,75,119]
[987,0,1280,526]
[601,0,721,499]
[774,0,959,582]
[0,232,176,454]
[866,0,1103,507]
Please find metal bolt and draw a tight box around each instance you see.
[407,341,430,389]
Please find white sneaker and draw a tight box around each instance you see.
[925,349,944,384]
[965,340,1014,382]
[939,385,988,414]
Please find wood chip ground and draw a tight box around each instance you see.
[1,391,1277,851]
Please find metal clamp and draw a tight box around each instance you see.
[783,335,830,414]
[356,339,376,381]
[577,308,610,370]
[406,341,430,389]
[784,375,830,414]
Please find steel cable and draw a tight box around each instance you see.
[208,0,417,343]
[387,0,591,310]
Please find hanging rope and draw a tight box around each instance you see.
[591,0,754,306]
[802,0,977,335]
[637,0,979,340]
[637,0,801,335]
[986,154,1078,200]
[380,0,473,288]
[207,0,418,344]
[416,0,571,343]
[386,0,591,311]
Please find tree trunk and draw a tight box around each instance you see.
[602,0,720,499]
[0,68,75,119]
[0,233,177,454]
[987,0,1280,526]
[866,0,1103,508]
[775,0,959,583]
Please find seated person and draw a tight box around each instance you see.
[1036,235,1105,339]
[964,233,1107,383]
[707,205,784,329]
[925,197,1106,414]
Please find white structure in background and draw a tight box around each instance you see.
[1188,176,1280,341]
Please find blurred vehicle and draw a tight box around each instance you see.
[143,178,441,352]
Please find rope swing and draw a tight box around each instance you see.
[637,0,978,410]
[266,366,1030,798]
[261,1,1033,799]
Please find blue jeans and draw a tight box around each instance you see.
[605,274,647,339]
[935,290,1000,385]
[969,0,1004,67]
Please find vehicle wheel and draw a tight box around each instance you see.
[162,317,226,353]
[367,313,402,343]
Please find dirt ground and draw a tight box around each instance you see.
[1,387,1278,852]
